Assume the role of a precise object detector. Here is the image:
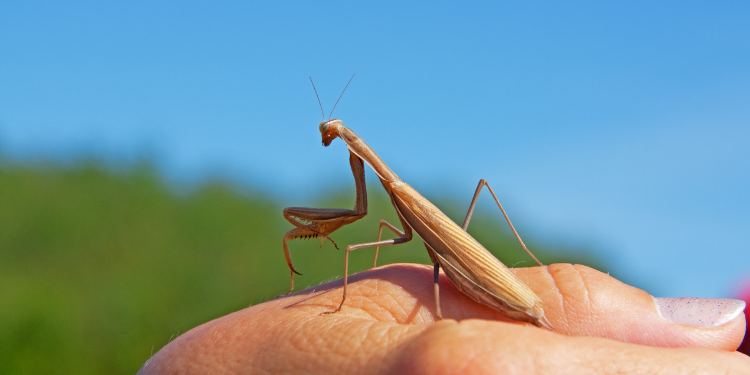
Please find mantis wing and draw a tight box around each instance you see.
[390,181,550,328]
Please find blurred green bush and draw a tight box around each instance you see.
[0,159,599,374]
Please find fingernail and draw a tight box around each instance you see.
[654,297,746,327]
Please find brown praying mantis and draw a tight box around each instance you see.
[282,78,553,329]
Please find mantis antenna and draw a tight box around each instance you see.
[309,77,325,120]
[329,74,355,120]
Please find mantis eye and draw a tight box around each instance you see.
[319,121,329,133]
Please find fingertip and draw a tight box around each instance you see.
[516,264,747,351]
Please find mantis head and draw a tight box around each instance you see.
[320,119,343,146]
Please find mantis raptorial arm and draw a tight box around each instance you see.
[281,152,367,295]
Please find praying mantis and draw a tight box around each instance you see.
[282,78,553,329]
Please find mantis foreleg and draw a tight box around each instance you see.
[281,152,368,295]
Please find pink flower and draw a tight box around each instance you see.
[737,277,750,355]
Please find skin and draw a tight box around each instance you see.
[138,263,750,374]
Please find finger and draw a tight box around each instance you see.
[513,263,746,350]
[138,263,748,374]
[139,291,750,375]
[283,263,746,351]
[389,319,750,375]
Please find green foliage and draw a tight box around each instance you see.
[0,159,600,374]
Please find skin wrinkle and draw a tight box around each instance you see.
[365,278,406,322]
[571,265,595,313]
[533,265,567,329]
[570,265,602,336]
[569,266,610,334]
[570,266,626,338]
[389,287,413,322]
[340,272,404,314]
[688,325,734,349]
[316,320,363,370]
[308,315,345,352]
[354,321,380,352]
[329,276,423,368]
[351,278,407,323]
[338,322,374,373]
[365,303,395,322]
[347,265,433,323]
[358,281,386,319]
[287,317,316,355]
[556,265,587,331]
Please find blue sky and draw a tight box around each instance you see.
[1,1,748,298]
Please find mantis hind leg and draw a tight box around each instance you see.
[462,179,543,267]
[433,262,443,319]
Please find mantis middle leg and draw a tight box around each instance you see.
[321,216,413,315]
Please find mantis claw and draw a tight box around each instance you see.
[320,307,342,315]
[325,235,339,250]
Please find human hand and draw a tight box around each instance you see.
[138,263,749,374]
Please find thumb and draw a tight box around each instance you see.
[514,264,746,351]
